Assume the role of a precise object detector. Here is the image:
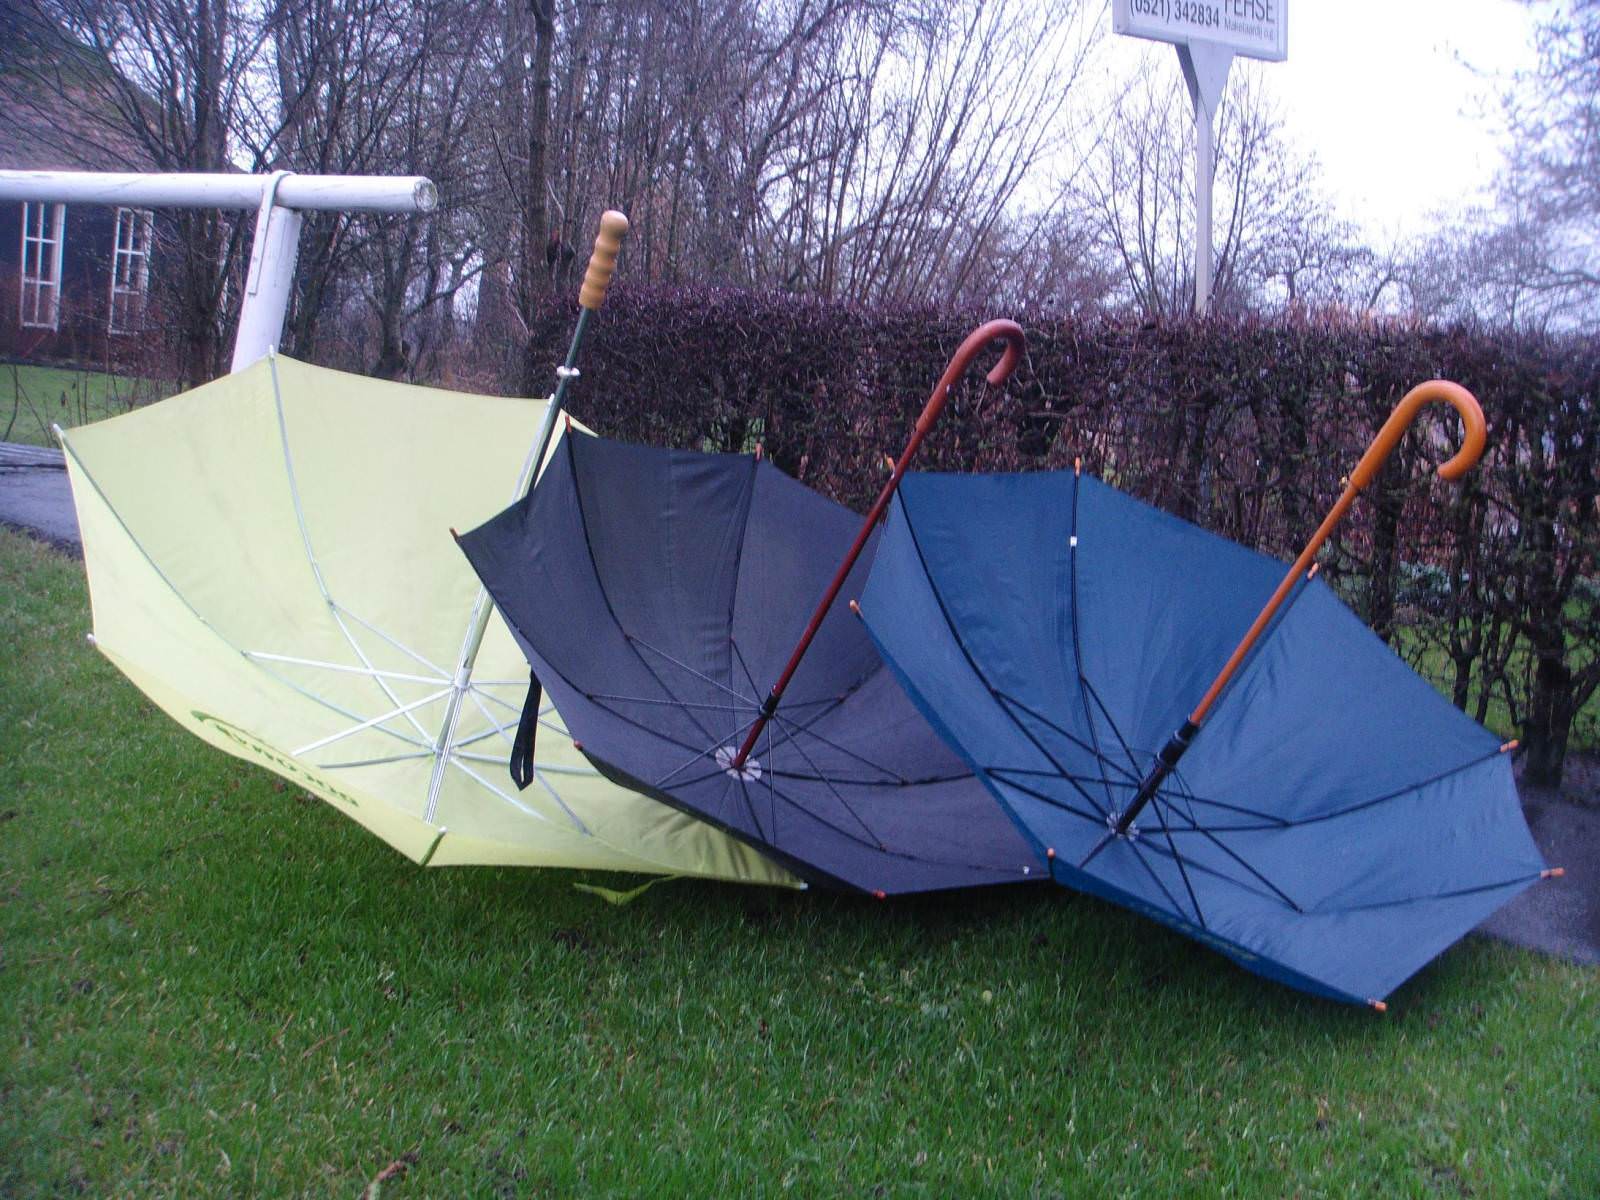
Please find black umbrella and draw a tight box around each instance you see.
[457,322,1048,893]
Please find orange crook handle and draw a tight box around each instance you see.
[1350,379,1486,490]
[1187,379,1487,728]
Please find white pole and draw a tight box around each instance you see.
[0,169,437,372]
[1177,44,1233,317]
[232,172,305,372]
[0,170,436,213]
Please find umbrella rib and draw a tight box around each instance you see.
[896,492,1095,795]
[991,773,1298,915]
[580,692,735,762]
[464,687,516,751]
[998,759,1287,828]
[1182,821,1304,913]
[585,692,812,714]
[267,357,435,747]
[986,773,1115,827]
[750,773,1030,874]
[1161,764,1205,832]
[1147,747,1509,834]
[1157,770,1303,910]
[243,652,447,686]
[293,687,452,755]
[727,633,879,727]
[722,455,762,710]
[764,712,780,846]
[1310,869,1548,915]
[325,601,455,679]
[1065,474,1124,815]
[732,772,767,843]
[654,713,764,790]
[628,635,756,707]
[766,709,884,847]
[315,750,434,769]
[445,755,561,828]
[451,751,593,776]
[1148,796,1207,929]
[729,638,912,785]
[467,687,524,717]
[561,437,726,747]
[1118,835,1191,925]
[59,436,429,755]
[765,705,913,786]
[1273,747,1508,830]
[1077,676,1152,791]
[991,688,1137,793]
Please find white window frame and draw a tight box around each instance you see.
[108,206,153,334]
[20,201,66,330]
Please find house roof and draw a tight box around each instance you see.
[0,6,159,173]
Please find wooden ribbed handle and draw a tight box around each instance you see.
[578,210,630,310]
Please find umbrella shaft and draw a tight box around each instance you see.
[730,438,921,771]
[1116,720,1198,836]
[424,306,595,820]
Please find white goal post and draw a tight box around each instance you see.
[0,170,438,372]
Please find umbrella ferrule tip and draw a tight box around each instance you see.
[1368,999,1388,1013]
[1542,867,1565,879]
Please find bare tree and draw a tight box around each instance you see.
[18,0,275,383]
[1411,1,1600,329]
[1070,60,1353,320]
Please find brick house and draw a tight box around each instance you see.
[0,8,162,364]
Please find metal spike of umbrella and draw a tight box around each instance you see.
[456,321,1049,893]
[58,212,795,887]
[856,382,1553,1005]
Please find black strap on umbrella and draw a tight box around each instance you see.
[510,670,543,790]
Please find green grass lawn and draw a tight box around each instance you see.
[2,528,1597,1197]
[0,363,171,448]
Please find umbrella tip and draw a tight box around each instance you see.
[1307,562,1321,580]
[1074,457,1081,476]
[848,599,862,617]
[1499,739,1519,753]
[1046,847,1056,859]
[1542,867,1565,879]
[754,442,764,461]
[572,740,584,752]
[85,632,97,646]
[1368,999,1388,1014]
[873,889,887,901]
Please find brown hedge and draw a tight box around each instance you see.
[531,287,1600,785]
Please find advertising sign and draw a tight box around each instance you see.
[1112,0,1287,63]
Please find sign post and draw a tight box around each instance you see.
[1112,1,1287,314]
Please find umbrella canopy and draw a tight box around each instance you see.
[456,431,1049,893]
[856,390,1551,1005]
[60,353,793,886]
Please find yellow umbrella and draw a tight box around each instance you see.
[58,216,794,887]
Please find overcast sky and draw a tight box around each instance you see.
[1098,0,1541,242]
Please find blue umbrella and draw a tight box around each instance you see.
[856,383,1557,1006]
[457,322,1049,894]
